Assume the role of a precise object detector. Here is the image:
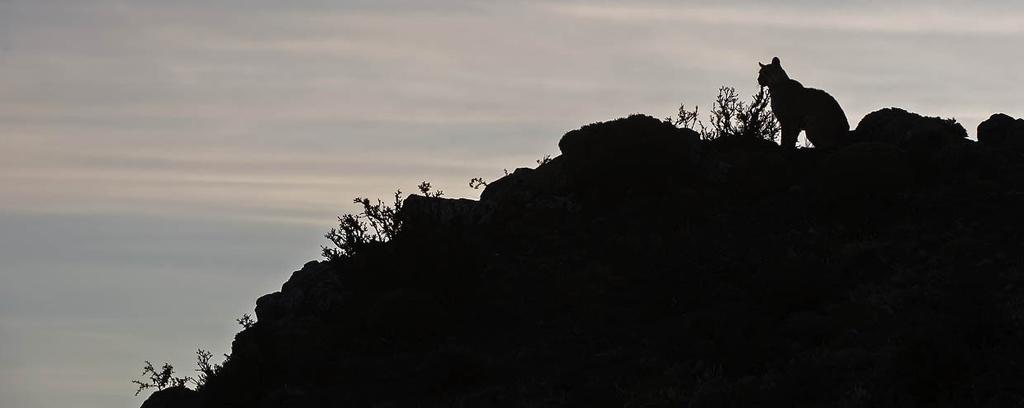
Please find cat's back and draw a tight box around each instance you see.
[803,87,849,128]
[803,87,839,105]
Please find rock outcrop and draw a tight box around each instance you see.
[139,387,199,408]
[144,112,1024,408]
[852,107,968,149]
[556,114,702,198]
[978,113,1024,150]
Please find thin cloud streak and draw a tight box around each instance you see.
[541,3,1024,36]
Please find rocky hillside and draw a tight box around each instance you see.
[143,110,1024,407]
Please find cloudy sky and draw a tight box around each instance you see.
[3,1,1024,406]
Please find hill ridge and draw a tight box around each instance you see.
[143,109,1024,407]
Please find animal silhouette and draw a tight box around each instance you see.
[758,57,849,149]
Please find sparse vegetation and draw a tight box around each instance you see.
[322,181,443,261]
[236,313,255,329]
[133,316,235,398]
[131,349,227,397]
[470,155,550,191]
[469,177,489,190]
[417,181,444,198]
[673,86,780,142]
[132,361,190,396]
[193,349,226,390]
[140,111,1024,407]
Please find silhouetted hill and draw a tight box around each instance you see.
[144,111,1024,407]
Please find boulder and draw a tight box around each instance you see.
[255,261,344,323]
[481,115,701,206]
[480,167,536,204]
[140,386,201,408]
[401,195,493,231]
[480,156,572,205]
[978,113,1024,150]
[556,114,702,197]
[852,108,967,151]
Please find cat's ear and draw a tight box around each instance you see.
[759,62,766,68]
[772,56,780,65]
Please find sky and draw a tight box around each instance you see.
[2,1,1024,406]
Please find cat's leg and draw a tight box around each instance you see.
[804,115,840,149]
[803,116,824,148]
[780,123,800,150]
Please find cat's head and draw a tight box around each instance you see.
[758,57,788,87]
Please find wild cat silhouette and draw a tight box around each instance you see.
[758,57,849,149]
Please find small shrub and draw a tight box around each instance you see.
[133,349,230,396]
[673,104,704,133]
[236,313,255,329]
[132,361,191,396]
[134,314,239,397]
[674,86,780,143]
[469,177,489,190]
[417,181,444,198]
[323,181,443,260]
[193,348,227,390]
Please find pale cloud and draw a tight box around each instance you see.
[540,2,1024,35]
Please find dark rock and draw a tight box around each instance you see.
[401,195,492,230]
[148,110,1024,408]
[930,141,1007,180]
[480,155,571,205]
[482,115,700,207]
[703,133,780,153]
[852,107,967,151]
[413,347,493,391]
[557,114,702,198]
[716,149,791,196]
[364,288,449,339]
[255,261,344,323]
[777,311,833,345]
[480,167,537,204]
[140,387,201,408]
[258,386,312,408]
[557,114,695,157]
[816,142,912,200]
[978,113,1024,150]
[266,316,332,381]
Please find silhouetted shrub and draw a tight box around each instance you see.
[417,181,444,198]
[468,177,488,190]
[236,313,255,329]
[193,349,226,390]
[322,182,443,260]
[674,86,780,143]
[132,361,190,396]
[133,348,228,397]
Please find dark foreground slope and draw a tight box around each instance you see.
[146,111,1024,407]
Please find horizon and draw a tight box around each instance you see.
[4,1,1024,407]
